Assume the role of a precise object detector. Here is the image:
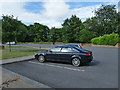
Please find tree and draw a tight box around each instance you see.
[78,29,97,43]
[26,23,49,42]
[84,5,118,37]
[2,15,19,52]
[15,23,27,42]
[62,15,84,43]
[49,27,58,44]
[116,12,120,36]
[94,5,117,36]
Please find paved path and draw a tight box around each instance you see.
[1,55,52,88]
[1,67,51,88]
[0,55,34,65]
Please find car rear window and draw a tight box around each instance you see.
[73,47,85,53]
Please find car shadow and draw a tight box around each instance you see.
[82,60,100,67]
[41,60,100,67]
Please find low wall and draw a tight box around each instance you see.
[82,43,120,48]
[51,42,65,45]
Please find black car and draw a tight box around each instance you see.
[35,46,93,67]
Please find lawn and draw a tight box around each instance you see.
[5,46,33,48]
[1,48,46,60]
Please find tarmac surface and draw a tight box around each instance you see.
[2,46,118,88]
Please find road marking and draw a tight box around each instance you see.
[29,61,44,65]
[28,61,85,72]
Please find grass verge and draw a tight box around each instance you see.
[2,48,46,60]
[5,46,33,48]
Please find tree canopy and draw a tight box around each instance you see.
[1,4,120,44]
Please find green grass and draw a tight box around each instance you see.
[5,46,33,48]
[18,42,52,44]
[2,48,46,60]
[33,42,52,44]
[18,42,65,44]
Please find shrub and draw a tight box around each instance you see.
[91,32,119,45]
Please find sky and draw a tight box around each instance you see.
[0,0,119,28]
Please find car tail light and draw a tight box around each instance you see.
[86,53,91,56]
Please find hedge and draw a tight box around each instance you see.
[91,32,119,46]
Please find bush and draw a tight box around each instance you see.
[91,32,119,45]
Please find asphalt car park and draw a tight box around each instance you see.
[2,46,118,88]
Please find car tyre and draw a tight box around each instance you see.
[38,55,45,63]
[72,58,81,67]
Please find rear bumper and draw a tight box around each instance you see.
[81,56,93,64]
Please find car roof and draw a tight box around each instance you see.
[55,45,73,48]
[65,44,79,45]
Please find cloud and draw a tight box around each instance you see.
[42,0,70,20]
[0,2,41,22]
[70,5,101,20]
[0,0,119,28]
[0,0,70,28]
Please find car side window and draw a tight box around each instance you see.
[50,47,61,52]
[61,47,73,52]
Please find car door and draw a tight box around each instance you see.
[45,46,62,61]
[58,47,73,62]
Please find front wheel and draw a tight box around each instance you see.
[72,58,81,67]
[38,55,45,63]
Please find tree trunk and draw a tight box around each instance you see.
[9,42,11,52]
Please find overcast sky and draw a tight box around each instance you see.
[0,0,119,28]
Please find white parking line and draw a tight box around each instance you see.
[29,61,44,65]
[28,61,85,72]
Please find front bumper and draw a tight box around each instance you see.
[34,54,39,60]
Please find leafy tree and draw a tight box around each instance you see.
[49,27,62,44]
[84,5,118,37]
[62,15,84,43]
[78,29,97,43]
[116,12,120,36]
[26,23,49,42]
[15,23,27,42]
[55,28,62,42]
[2,15,19,52]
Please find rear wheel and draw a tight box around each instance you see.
[38,55,45,63]
[72,58,81,67]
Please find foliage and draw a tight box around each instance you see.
[2,15,27,43]
[25,23,49,42]
[84,5,118,37]
[62,15,84,43]
[91,32,119,45]
[48,27,62,44]
[78,29,97,43]
[1,4,119,45]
